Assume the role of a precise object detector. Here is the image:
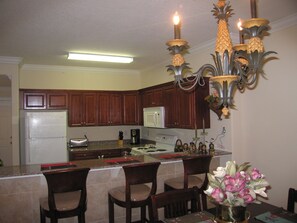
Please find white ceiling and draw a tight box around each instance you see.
[0,0,296,71]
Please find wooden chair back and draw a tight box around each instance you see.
[123,162,161,204]
[42,167,90,220]
[149,186,201,221]
[182,155,212,189]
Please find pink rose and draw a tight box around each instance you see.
[250,168,262,180]
[211,188,225,203]
[224,173,246,193]
[239,188,255,204]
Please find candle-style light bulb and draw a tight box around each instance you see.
[250,0,257,18]
[173,11,181,39]
[237,18,244,44]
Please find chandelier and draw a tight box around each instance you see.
[166,0,276,117]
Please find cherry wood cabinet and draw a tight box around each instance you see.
[68,92,97,126]
[141,88,163,108]
[47,92,68,109]
[21,90,68,110]
[23,92,47,109]
[123,91,140,125]
[141,80,210,129]
[20,80,210,129]
[163,87,196,129]
[68,148,131,161]
[97,92,122,125]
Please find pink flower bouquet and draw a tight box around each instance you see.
[204,161,269,207]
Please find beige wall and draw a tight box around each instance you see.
[232,25,297,209]
[20,65,142,91]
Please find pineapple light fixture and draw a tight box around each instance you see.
[166,0,276,117]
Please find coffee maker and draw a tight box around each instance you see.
[130,129,140,145]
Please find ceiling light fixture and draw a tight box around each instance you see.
[68,53,133,63]
[166,0,276,117]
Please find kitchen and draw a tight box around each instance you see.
[0,0,297,222]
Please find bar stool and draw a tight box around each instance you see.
[39,167,90,223]
[164,155,212,210]
[108,162,161,223]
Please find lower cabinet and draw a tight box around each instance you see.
[68,148,131,161]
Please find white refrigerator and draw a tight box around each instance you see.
[20,110,68,165]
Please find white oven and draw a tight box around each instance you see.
[131,134,177,155]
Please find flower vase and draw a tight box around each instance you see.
[215,205,249,223]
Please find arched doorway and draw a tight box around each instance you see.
[0,74,12,166]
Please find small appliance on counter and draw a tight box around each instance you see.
[68,135,88,148]
[130,129,140,145]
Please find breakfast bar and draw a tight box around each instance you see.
[0,151,231,223]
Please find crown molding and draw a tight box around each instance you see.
[21,64,140,75]
[0,56,23,64]
[270,12,297,32]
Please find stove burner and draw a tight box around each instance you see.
[156,149,166,151]
[136,147,147,150]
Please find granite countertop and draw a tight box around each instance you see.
[0,149,231,179]
[68,139,154,152]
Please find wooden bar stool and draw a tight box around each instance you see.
[164,155,212,210]
[108,162,160,223]
[39,167,90,223]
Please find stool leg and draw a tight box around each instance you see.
[78,212,85,223]
[40,206,46,223]
[108,194,115,223]
[126,205,132,223]
[140,206,146,223]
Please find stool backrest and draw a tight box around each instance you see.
[123,162,160,202]
[182,155,212,189]
[43,167,90,211]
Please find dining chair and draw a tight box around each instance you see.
[149,186,201,222]
[108,162,161,223]
[164,155,212,210]
[287,188,297,213]
[39,167,90,223]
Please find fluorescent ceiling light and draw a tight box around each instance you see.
[68,53,133,63]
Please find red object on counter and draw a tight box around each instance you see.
[104,158,139,164]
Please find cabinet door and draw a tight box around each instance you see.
[163,87,178,128]
[97,93,110,125]
[141,89,163,107]
[123,92,139,125]
[68,93,84,126]
[177,88,195,129]
[47,92,68,109]
[84,93,97,126]
[109,94,123,125]
[23,92,46,109]
[68,150,98,161]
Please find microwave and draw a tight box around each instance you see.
[143,106,165,128]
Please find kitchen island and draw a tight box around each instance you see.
[0,150,231,223]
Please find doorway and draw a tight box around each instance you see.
[0,74,12,166]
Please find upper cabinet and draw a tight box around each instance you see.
[123,91,140,125]
[20,80,210,129]
[68,92,97,127]
[141,88,163,108]
[21,90,68,110]
[97,92,122,126]
[141,80,210,129]
[47,92,68,109]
